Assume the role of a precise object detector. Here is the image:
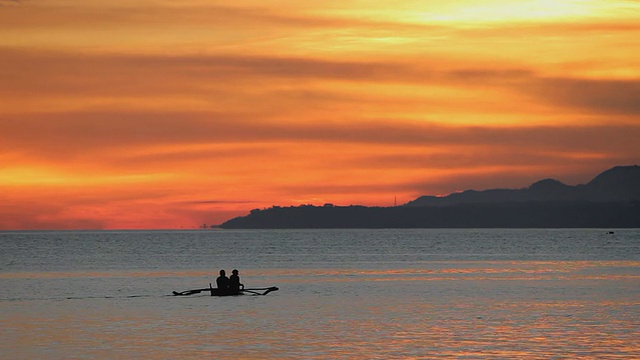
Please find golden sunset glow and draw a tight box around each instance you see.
[1,0,639,229]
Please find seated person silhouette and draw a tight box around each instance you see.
[216,269,230,295]
[228,269,244,294]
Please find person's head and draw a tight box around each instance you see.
[232,269,239,275]
[219,269,226,276]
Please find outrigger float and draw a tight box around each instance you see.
[173,283,279,297]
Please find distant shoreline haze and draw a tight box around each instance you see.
[218,165,640,229]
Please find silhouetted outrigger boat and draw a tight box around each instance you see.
[172,283,278,297]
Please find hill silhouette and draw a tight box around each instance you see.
[405,165,640,206]
[218,165,640,229]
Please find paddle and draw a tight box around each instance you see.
[172,283,215,296]
[172,289,208,296]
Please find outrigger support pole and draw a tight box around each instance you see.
[172,285,279,296]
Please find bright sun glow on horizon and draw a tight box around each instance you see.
[400,0,595,23]
[1,0,639,229]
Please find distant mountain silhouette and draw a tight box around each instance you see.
[218,165,640,229]
[405,165,640,206]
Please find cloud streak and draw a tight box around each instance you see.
[3,112,639,150]
[3,47,638,120]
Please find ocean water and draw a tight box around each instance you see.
[1,229,639,359]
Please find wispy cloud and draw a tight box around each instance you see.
[182,200,257,205]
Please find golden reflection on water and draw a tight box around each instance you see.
[2,260,639,359]
[2,261,638,280]
[0,270,214,279]
[4,295,639,359]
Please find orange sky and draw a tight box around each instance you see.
[1,0,639,230]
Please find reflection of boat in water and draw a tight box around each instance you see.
[172,283,279,296]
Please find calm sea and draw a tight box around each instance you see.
[1,229,639,359]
